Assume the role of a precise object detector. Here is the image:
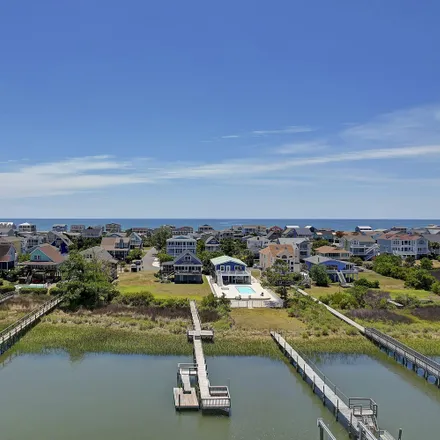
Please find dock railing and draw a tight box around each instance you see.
[0,295,63,345]
[365,327,440,377]
[272,331,350,406]
[209,385,230,396]
[349,398,378,418]
[178,363,198,373]
[317,419,338,440]
[0,291,15,304]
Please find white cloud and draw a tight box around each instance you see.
[274,141,327,155]
[160,145,440,180]
[3,104,440,202]
[342,105,440,145]
[219,125,313,140]
[0,156,150,199]
[252,125,313,135]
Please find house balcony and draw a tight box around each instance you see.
[327,269,358,275]
[216,269,251,276]
[392,250,417,256]
[175,269,202,274]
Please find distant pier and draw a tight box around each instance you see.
[174,301,231,414]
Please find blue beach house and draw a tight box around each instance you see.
[303,256,358,283]
[210,256,251,286]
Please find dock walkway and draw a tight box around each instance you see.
[0,291,15,305]
[296,286,440,387]
[174,301,230,414]
[0,295,63,355]
[271,331,397,440]
[365,327,440,387]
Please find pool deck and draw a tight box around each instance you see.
[207,275,281,305]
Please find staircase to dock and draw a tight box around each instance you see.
[174,301,231,414]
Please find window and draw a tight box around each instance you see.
[220,265,225,271]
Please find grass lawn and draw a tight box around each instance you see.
[304,272,438,301]
[231,308,305,331]
[302,284,342,298]
[117,271,211,301]
[251,269,261,280]
[360,272,405,289]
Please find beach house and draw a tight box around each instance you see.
[259,244,300,273]
[304,256,358,284]
[166,236,197,257]
[376,232,429,259]
[210,256,251,286]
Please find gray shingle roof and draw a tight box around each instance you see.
[80,246,118,264]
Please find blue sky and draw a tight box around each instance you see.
[1,1,440,218]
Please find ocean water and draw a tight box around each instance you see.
[4,218,440,232]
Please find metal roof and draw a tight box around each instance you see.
[210,255,247,266]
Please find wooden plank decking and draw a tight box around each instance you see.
[174,301,230,413]
[365,327,440,386]
[0,291,15,305]
[271,331,397,440]
[173,388,199,410]
[0,296,63,355]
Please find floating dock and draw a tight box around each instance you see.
[173,301,231,414]
[271,331,399,439]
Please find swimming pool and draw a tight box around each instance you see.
[236,286,256,294]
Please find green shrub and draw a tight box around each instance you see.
[354,277,380,289]
[115,291,155,307]
[49,287,62,296]
[19,287,48,295]
[346,327,359,336]
[320,291,359,309]
[432,282,440,295]
[395,294,421,307]
[404,268,435,291]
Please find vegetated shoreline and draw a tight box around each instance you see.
[3,294,440,360]
[11,318,440,359]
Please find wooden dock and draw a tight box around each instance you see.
[365,327,440,387]
[0,291,15,305]
[0,296,63,355]
[174,301,230,414]
[297,286,439,390]
[271,332,398,440]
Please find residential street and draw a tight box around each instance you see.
[142,247,159,271]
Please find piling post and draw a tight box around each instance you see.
[336,399,339,421]
[398,428,402,440]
